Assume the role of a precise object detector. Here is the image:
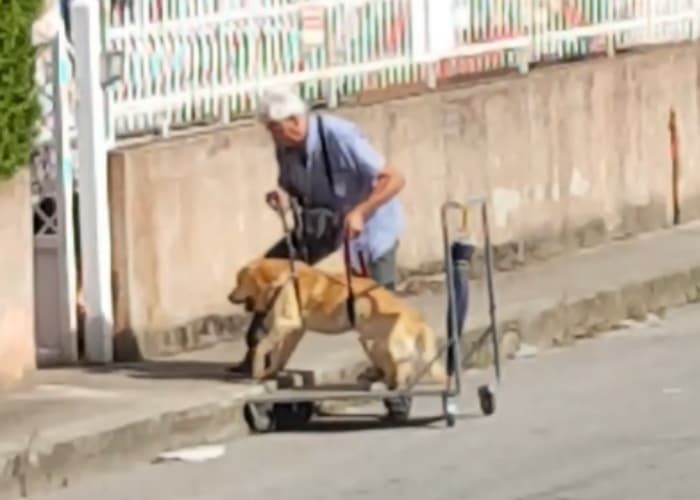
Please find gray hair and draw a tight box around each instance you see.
[256,86,308,123]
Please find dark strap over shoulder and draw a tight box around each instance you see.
[287,114,344,262]
[317,115,362,327]
[316,115,336,195]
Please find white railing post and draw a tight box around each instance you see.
[410,0,434,88]
[645,0,656,44]
[71,0,114,364]
[606,0,616,58]
[322,3,339,108]
[518,0,533,74]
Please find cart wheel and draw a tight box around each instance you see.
[384,395,412,423]
[442,395,458,428]
[244,403,276,433]
[478,385,496,416]
[272,402,314,430]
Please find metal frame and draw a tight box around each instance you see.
[243,196,501,432]
[443,196,501,390]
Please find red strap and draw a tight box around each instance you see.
[342,239,356,326]
[343,239,368,277]
[357,250,368,277]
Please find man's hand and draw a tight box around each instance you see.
[344,207,365,240]
[265,189,288,212]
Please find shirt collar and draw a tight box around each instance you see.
[304,113,320,160]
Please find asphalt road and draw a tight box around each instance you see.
[33,304,700,500]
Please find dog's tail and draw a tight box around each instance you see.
[416,323,448,385]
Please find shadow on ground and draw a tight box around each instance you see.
[72,360,326,387]
[263,412,483,434]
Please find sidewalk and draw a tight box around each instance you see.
[2,222,700,498]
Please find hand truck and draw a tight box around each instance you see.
[242,196,501,432]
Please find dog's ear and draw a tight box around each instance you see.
[229,259,292,310]
[257,269,291,304]
[233,261,288,311]
[228,267,253,304]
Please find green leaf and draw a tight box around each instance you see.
[0,0,44,181]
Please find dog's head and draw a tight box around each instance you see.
[228,258,290,313]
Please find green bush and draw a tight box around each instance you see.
[0,0,43,181]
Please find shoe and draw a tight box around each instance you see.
[227,350,253,375]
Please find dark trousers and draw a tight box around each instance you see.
[244,238,398,349]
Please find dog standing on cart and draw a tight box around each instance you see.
[229,86,410,418]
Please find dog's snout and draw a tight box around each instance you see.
[228,289,255,311]
[228,289,245,305]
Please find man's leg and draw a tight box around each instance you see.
[228,238,293,374]
[367,243,412,420]
[367,243,398,291]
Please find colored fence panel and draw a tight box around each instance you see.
[100,0,700,138]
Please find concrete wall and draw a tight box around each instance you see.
[0,170,35,386]
[109,43,700,359]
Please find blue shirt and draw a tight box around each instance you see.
[276,113,405,267]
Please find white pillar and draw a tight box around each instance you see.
[71,0,114,363]
[645,0,656,44]
[52,31,79,364]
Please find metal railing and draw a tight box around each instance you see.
[101,0,700,139]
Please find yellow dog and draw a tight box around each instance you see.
[228,258,447,389]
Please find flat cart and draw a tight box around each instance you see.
[243,196,501,432]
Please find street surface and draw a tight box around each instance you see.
[33,304,700,500]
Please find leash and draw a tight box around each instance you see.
[269,195,305,328]
[318,114,370,329]
[343,237,368,328]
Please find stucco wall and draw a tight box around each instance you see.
[109,43,700,359]
[0,170,36,386]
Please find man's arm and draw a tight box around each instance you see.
[348,133,405,217]
[355,164,405,219]
[343,132,405,237]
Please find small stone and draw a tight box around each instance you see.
[514,343,538,359]
[645,313,663,328]
[662,387,683,395]
[616,318,642,330]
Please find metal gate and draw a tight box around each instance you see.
[31,32,79,366]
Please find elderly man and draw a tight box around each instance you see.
[230,86,410,417]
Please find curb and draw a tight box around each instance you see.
[461,266,700,368]
[0,388,262,498]
[3,265,700,498]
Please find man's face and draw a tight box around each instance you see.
[265,116,307,147]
